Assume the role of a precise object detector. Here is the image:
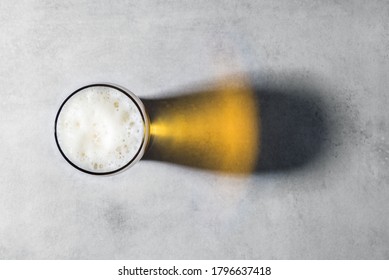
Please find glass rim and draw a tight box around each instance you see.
[54,83,150,175]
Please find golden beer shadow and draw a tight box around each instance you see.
[142,75,329,175]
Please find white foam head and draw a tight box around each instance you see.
[55,85,148,174]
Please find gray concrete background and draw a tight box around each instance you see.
[0,0,388,259]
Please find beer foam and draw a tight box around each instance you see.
[56,86,145,173]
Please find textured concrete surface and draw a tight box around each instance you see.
[0,0,388,259]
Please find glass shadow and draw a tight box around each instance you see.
[142,75,330,174]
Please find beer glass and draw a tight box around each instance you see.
[54,84,150,175]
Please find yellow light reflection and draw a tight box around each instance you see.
[143,77,260,174]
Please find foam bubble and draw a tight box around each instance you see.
[56,86,145,173]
